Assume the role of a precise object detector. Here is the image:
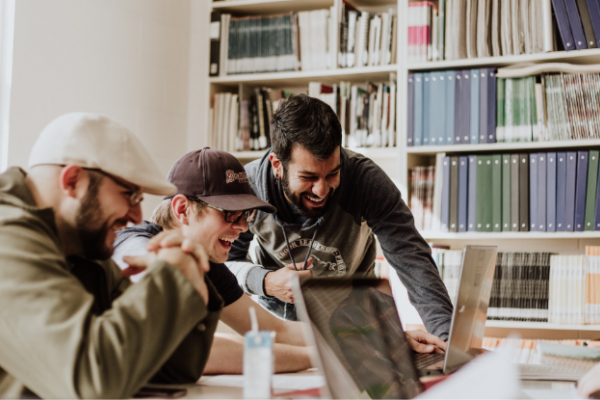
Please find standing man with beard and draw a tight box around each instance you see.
[0,113,221,398]
[226,94,453,343]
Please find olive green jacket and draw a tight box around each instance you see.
[0,167,223,399]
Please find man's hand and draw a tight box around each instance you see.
[264,259,313,303]
[405,330,447,354]
[578,361,600,398]
[123,233,211,304]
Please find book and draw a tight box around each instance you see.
[445,70,456,144]
[209,11,222,77]
[530,154,539,231]
[492,154,502,232]
[449,156,459,232]
[458,156,469,232]
[470,68,480,144]
[552,0,577,50]
[511,154,520,231]
[565,0,590,49]
[557,152,568,231]
[585,150,600,230]
[413,73,424,146]
[502,154,512,231]
[538,153,548,231]
[476,155,493,232]
[441,156,451,231]
[519,154,530,231]
[468,154,477,231]
[576,0,599,47]
[585,0,600,48]
[547,152,558,232]
[565,152,578,231]
[575,151,590,231]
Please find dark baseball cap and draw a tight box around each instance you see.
[166,147,276,213]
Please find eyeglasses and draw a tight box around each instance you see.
[204,203,258,224]
[87,169,144,207]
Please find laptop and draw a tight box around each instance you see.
[412,245,498,375]
[292,276,423,399]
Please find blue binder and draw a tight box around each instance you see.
[565,0,589,49]
[468,155,477,231]
[431,72,446,145]
[479,69,488,143]
[537,153,547,231]
[441,156,450,231]
[470,69,480,144]
[487,69,497,143]
[586,0,600,47]
[454,70,470,145]
[413,73,424,146]
[530,154,538,231]
[407,74,414,146]
[565,152,577,231]
[575,151,589,231]
[423,72,431,145]
[552,0,576,50]
[556,152,567,231]
[458,156,468,231]
[445,70,456,145]
[547,152,557,232]
[594,153,600,230]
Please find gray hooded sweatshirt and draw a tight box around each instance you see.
[226,149,453,339]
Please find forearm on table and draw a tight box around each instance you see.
[203,333,312,374]
[274,320,307,347]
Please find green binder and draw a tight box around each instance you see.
[476,155,493,232]
[585,150,600,230]
[492,154,502,232]
[502,154,511,231]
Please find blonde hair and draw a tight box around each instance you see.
[151,197,206,229]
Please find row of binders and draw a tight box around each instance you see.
[411,0,554,64]
[210,78,398,153]
[412,149,600,233]
[408,70,600,147]
[434,249,600,324]
[210,4,398,76]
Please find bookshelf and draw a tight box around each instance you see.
[204,0,600,338]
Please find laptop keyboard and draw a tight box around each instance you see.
[413,352,445,369]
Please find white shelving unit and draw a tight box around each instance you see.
[205,0,600,339]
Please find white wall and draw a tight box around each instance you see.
[9,0,199,217]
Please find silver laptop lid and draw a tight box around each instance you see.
[443,245,498,374]
[293,277,423,399]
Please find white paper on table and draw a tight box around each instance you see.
[199,374,325,391]
[520,388,581,399]
[417,345,521,399]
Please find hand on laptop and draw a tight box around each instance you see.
[405,330,447,354]
[578,362,600,398]
[264,259,313,303]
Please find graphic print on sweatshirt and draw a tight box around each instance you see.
[276,239,347,276]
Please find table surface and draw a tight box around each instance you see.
[148,370,580,399]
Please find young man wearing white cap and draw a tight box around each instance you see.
[114,148,313,374]
[0,113,221,398]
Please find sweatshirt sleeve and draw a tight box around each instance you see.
[226,229,269,296]
[348,157,453,340]
[0,212,221,399]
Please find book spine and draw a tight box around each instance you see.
[487,69,497,143]
[530,154,539,231]
[479,69,488,144]
[210,11,222,77]
[577,0,598,47]
[468,154,477,231]
[449,156,459,232]
[413,73,424,146]
[511,154,520,231]
[585,150,600,230]
[556,152,568,231]
[445,70,456,145]
[575,151,589,231]
[551,0,576,50]
[538,153,547,231]
[547,152,558,232]
[470,69,480,144]
[519,154,530,231]
[458,156,469,232]
[423,73,431,145]
[565,0,589,48]
[407,74,415,146]
[492,154,502,231]
[585,0,600,47]
[441,156,451,231]
[502,154,512,231]
[565,152,578,231]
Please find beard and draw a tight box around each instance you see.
[281,165,333,219]
[74,181,116,261]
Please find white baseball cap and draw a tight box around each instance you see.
[28,113,176,196]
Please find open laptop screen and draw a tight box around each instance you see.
[297,278,422,399]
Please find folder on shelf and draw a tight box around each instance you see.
[585,0,600,47]
[449,156,459,232]
[577,0,598,47]
[575,151,589,231]
[556,152,568,231]
[476,155,493,232]
[492,154,502,232]
[445,70,456,145]
[487,69,497,143]
[565,151,577,231]
[458,156,469,232]
[470,69,480,144]
[431,71,446,145]
[538,153,548,232]
[413,73,424,146]
[407,74,414,147]
[519,154,530,232]
[479,68,488,143]
[552,0,576,50]
[502,154,512,231]
[585,150,599,230]
[454,70,471,144]
[423,72,431,145]
[468,154,477,231]
[511,154,520,231]
[441,156,451,232]
[547,152,558,232]
[565,0,589,49]
[530,154,539,231]
[496,77,505,142]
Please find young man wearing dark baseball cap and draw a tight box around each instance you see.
[0,113,221,398]
[113,147,313,374]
